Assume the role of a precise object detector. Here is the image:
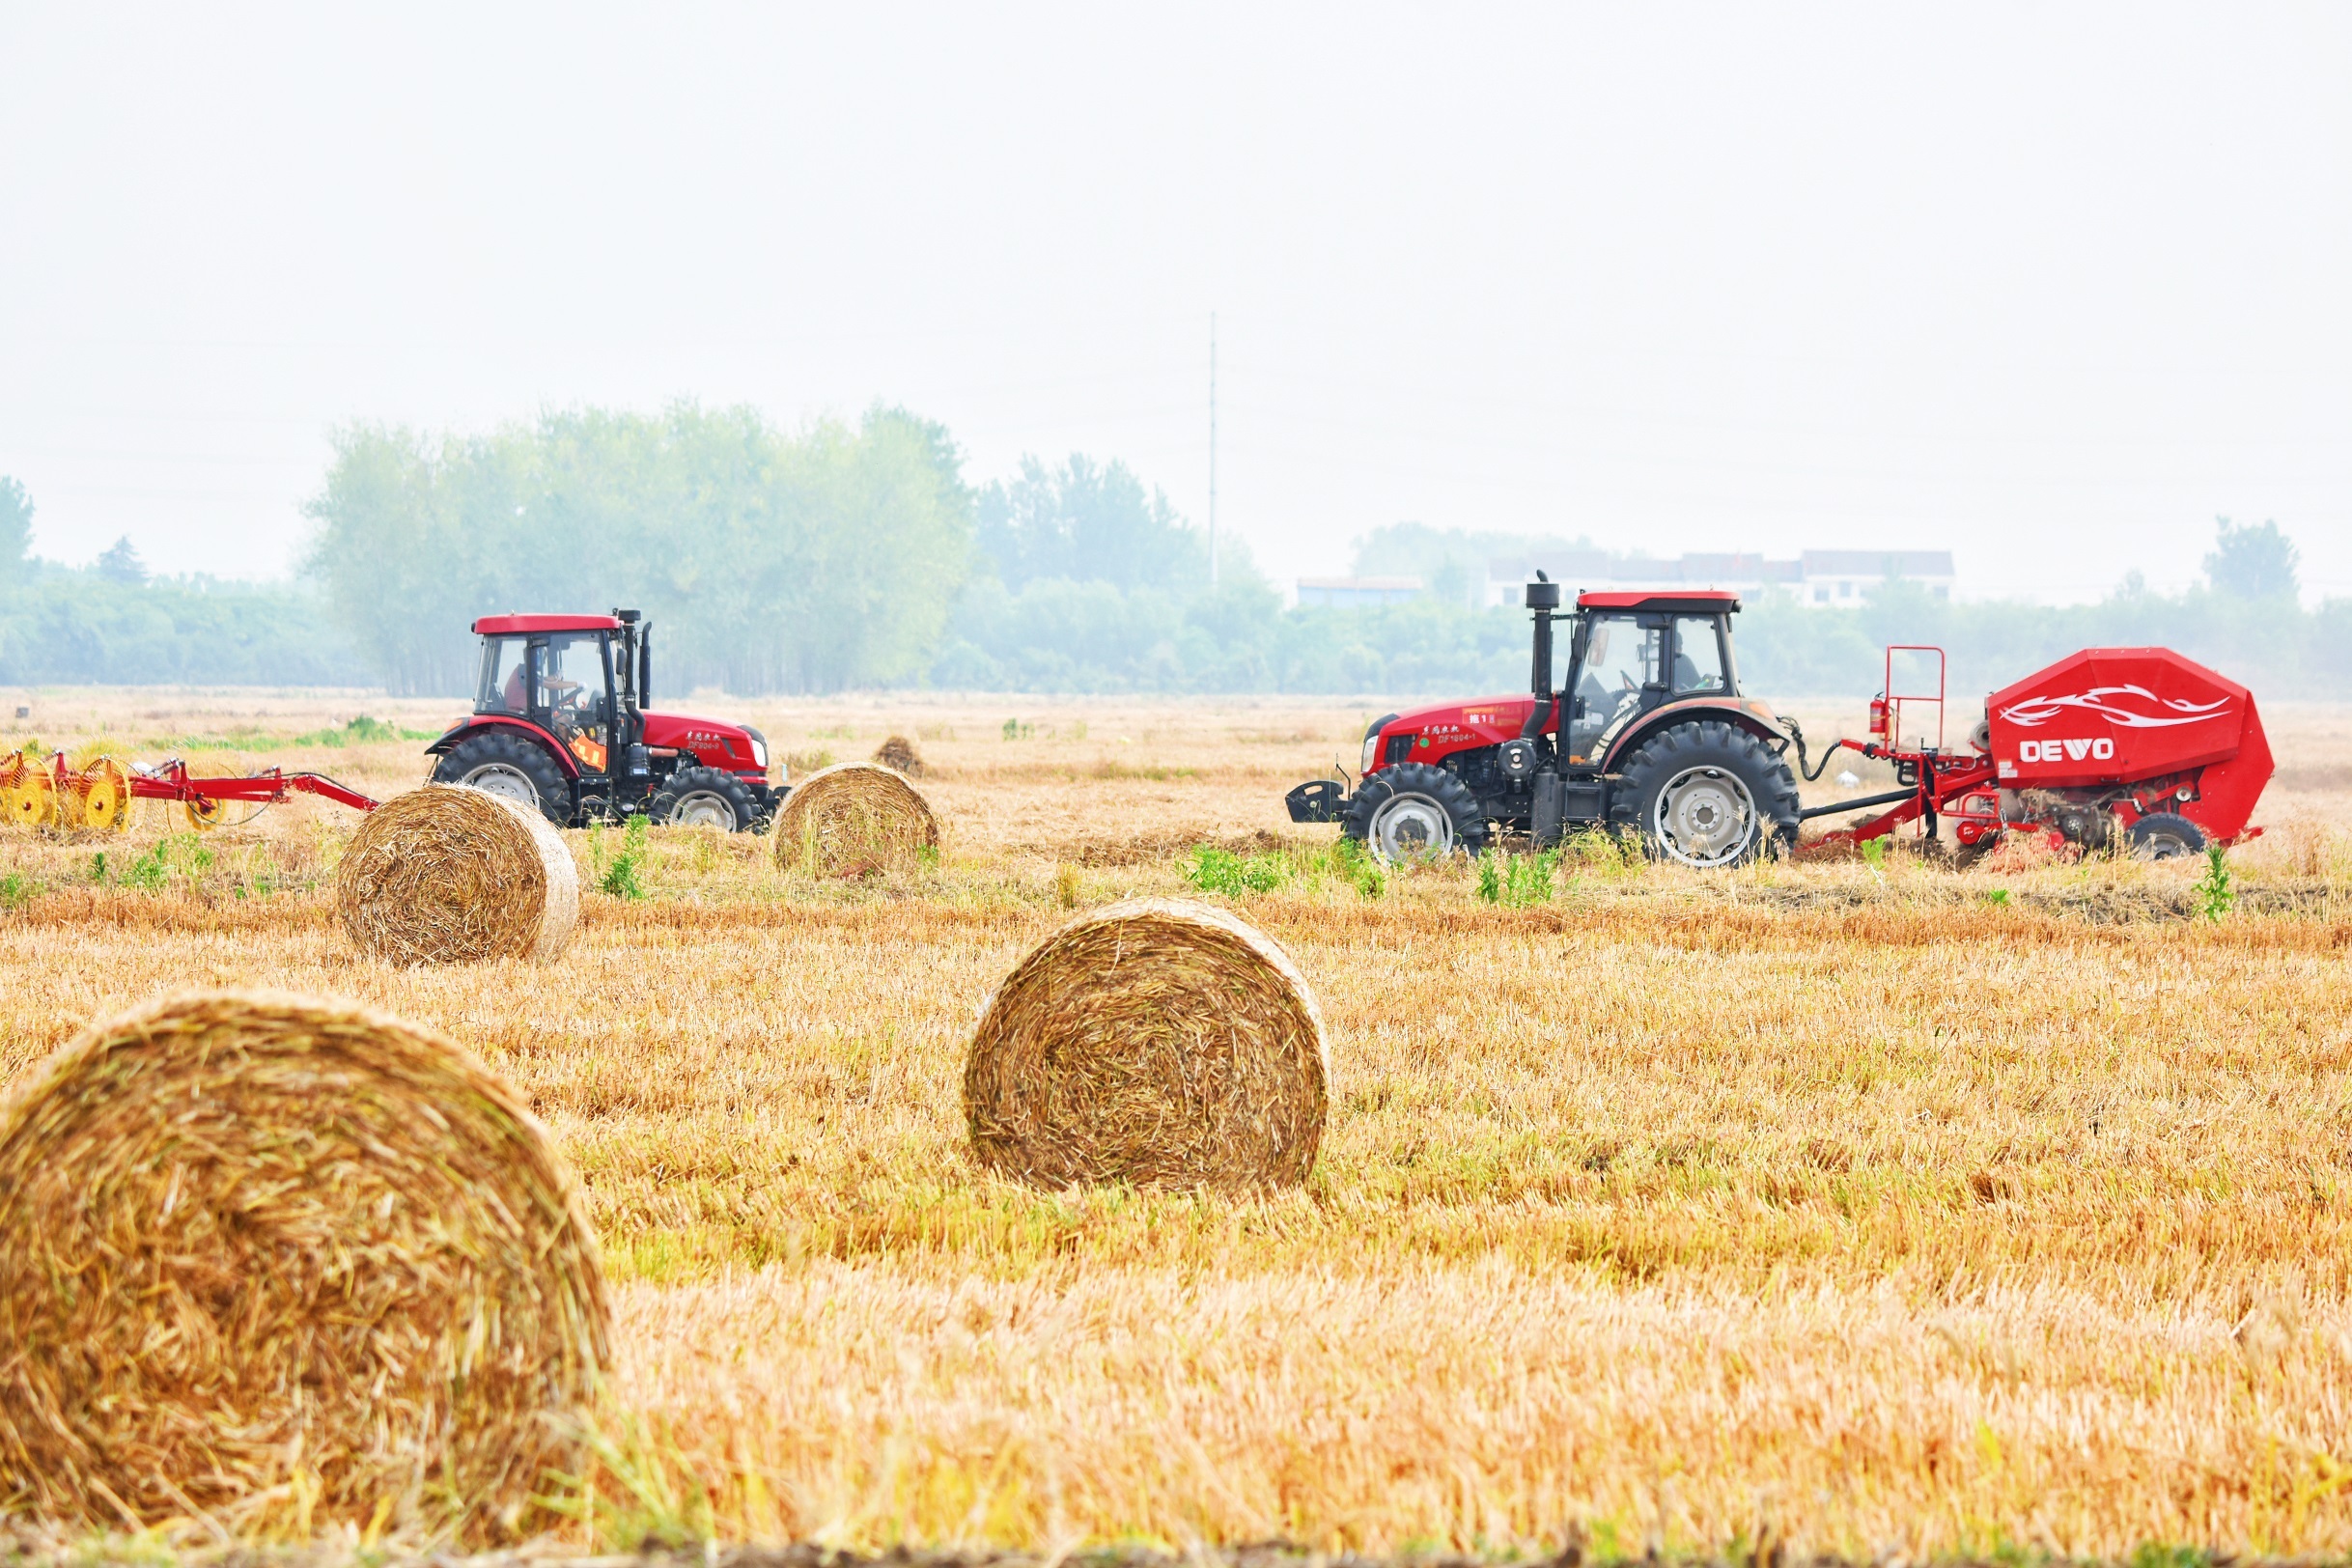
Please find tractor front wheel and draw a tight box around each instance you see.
[433,731,574,826]
[1343,761,1487,864]
[649,766,762,832]
[1616,720,1800,868]
[2126,811,2206,860]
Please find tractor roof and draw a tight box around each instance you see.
[472,613,623,635]
[1577,589,1741,613]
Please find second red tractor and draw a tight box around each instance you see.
[427,609,781,830]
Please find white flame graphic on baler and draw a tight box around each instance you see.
[1999,685,2231,730]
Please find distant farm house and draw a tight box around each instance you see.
[1295,575,1427,608]
[1475,548,1956,608]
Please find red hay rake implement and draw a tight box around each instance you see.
[0,751,378,833]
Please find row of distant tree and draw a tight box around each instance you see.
[0,411,2341,700]
[0,478,371,686]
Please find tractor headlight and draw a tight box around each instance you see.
[1361,732,1381,774]
[743,726,770,770]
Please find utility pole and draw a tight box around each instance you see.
[1208,312,1218,591]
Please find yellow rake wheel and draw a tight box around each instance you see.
[184,792,230,832]
[67,758,133,833]
[1,765,59,831]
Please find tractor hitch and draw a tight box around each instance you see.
[1285,778,1350,825]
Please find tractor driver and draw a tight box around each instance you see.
[500,660,530,714]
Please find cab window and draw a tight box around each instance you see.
[539,634,607,719]
[1672,617,1726,694]
[539,633,612,770]
[1567,615,1662,763]
[478,637,533,715]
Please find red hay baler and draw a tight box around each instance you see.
[1799,644,2272,860]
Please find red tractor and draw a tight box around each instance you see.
[426,610,782,830]
[1287,576,2272,866]
[1288,577,1802,865]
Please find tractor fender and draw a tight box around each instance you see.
[424,714,583,778]
[1601,699,1782,773]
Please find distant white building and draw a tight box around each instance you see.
[1481,548,1954,608]
[1795,549,1955,606]
[1296,575,1424,608]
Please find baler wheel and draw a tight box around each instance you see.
[2126,811,2206,860]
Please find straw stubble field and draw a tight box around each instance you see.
[4,688,2352,1558]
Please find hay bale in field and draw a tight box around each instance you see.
[872,733,924,776]
[774,760,939,877]
[964,896,1329,1191]
[336,783,577,965]
[0,990,609,1539]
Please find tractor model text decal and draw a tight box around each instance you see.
[1999,685,2230,730]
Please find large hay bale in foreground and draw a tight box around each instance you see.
[337,783,578,965]
[964,897,1329,1191]
[774,761,939,876]
[0,991,609,1538]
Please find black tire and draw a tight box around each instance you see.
[432,729,574,826]
[648,765,761,832]
[1615,720,1800,868]
[2127,811,2206,860]
[1342,760,1488,862]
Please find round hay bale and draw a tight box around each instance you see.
[0,990,609,1538]
[773,760,939,877]
[963,897,1329,1191]
[337,783,578,965]
[872,733,924,775]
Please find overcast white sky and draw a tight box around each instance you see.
[2,5,2346,602]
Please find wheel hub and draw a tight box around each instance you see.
[1369,793,1454,864]
[462,763,541,808]
[668,792,739,830]
[1653,766,1758,868]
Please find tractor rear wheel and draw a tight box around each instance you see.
[649,766,762,832]
[433,731,574,826]
[1344,761,1487,863]
[2127,811,2206,860]
[1616,720,1800,868]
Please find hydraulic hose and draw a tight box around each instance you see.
[1780,719,1852,783]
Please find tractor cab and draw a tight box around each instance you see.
[428,609,782,830]
[471,614,637,775]
[1554,588,1744,769]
